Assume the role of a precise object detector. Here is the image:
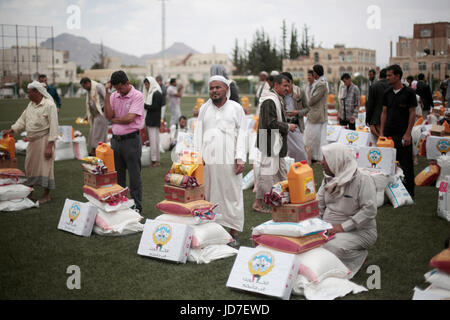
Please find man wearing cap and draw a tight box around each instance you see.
[194,75,247,248]
[5,81,59,204]
[105,70,145,213]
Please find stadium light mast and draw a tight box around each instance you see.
[158,0,167,81]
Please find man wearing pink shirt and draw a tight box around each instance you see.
[105,70,144,213]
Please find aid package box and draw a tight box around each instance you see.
[57,199,98,237]
[426,136,450,160]
[226,246,300,300]
[337,129,371,147]
[357,146,397,176]
[137,219,193,264]
[326,126,343,143]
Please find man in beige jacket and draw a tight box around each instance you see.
[303,64,329,162]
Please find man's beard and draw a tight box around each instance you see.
[212,97,224,104]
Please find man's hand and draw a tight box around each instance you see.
[402,133,412,146]
[288,123,297,132]
[327,224,344,235]
[286,110,299,117]
[105,81,112,93]
[44,143,54,160]
[349,117,355,124]
[234,159,245,175]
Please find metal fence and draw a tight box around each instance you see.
[0,24,55,97]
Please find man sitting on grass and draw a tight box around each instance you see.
[318,143,378,276]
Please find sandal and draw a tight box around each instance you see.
[252,205,271,214]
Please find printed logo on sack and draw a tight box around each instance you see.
[436,140,450,155]
[346,132,359,145]
[248,251,275,283]
[68,202,81,224]
[152,224,172,251]
[368,148,383,168]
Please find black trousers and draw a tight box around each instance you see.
[111,135,143,211]
[389,134,415,198]
[339,118,356,130]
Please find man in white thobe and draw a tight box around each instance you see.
[194,75,247,248]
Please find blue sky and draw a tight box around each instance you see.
[1,0,449,67]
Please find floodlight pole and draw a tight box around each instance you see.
[159,0,167,81]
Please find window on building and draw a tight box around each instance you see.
[299,69,304,79]
[401,42,407,49]
[314,52,319,64]
[403,62,410,71]
[339,52,345,62]
[347,66,353,73]
[346,52,353,62]
[13,56,16,63]
[328,54,332,60]
[22,56,24,63]
[328,68,332,74]
[56,58,59,64]
[339,66,346,77]
[421,29,432,37]
[418,62,427,71]
[433,62,441,71]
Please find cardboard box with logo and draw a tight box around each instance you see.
[137,219,193,264]
[164,184,205,203]
[426,135,450,160]
[57,199,98,237]
[357,146,397,176]
[337,129,371,147]
[226,246,300,300]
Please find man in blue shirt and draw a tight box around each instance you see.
[39,74,61,112]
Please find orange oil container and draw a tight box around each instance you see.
[414,116,424,126]
[0,134,15,159]
[360,95,366,106]
[241,96,250,108]
[328,94,335,104]
[376,137,395,148]
[287,161,316,204]
[180,151,204,185]
[96,142,115,173]
[195,98,205,110]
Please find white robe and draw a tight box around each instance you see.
[194,99,247,232]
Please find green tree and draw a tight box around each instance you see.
[281,19,288,59]
[300,24,312,56]
[247,28,282,74]
[289,23,300,59]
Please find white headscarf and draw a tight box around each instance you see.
[208,75,231,100]
[27,81,53,101]
[321,143,358,198]
[143,76,162,105]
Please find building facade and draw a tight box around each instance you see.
[390,22,449,80]
[283,44,377,90]
[146,52,233,92]
[0,46,77,86]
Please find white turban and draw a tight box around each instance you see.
[208,75,231,99]
[27,81,53,101]
[321,143,358,199]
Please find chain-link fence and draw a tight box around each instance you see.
[0,24,55,98]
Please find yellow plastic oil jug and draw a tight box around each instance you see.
[287,161,316,204]
[96,142,115,172]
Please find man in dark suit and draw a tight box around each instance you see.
[416,73,434,118]
[366,68,389,140]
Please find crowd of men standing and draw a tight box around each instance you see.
[4,65,447,249]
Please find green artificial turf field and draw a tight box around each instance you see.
[0,96,448,300]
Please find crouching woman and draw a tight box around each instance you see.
[318,143,378,276]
